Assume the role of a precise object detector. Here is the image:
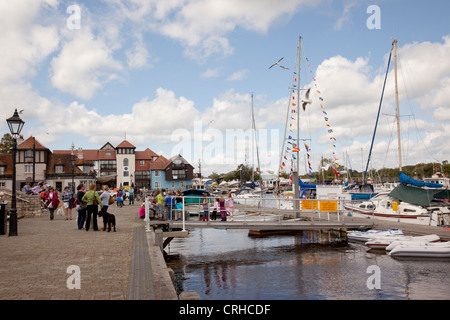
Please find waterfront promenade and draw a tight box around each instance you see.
[0,203,177,300]
[1,202,449,300]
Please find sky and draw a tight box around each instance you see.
[1,0,450,177]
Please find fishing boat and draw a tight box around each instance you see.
[365,234,440,250]
[346,229,404,242]
[388,242,450,258]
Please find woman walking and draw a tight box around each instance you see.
[62,186,74,220]
[82,184,102,231]
[76,184,87,230]
[45,187,59,220]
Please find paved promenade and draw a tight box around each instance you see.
[0,202,172,300]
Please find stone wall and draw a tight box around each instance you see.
[0,188,42,218]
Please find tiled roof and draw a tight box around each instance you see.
[17,136,49,150]
[116,140,136,149]
[0,154,13,175]
[53,149,116,161]
[46,154,87,175]
[150,155,169,170]
[135,148,158,159]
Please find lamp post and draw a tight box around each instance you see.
[6,109,25,236]
[71,143,76,194]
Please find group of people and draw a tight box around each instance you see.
[27,182,77,221]
[139,191,235,222]
[33,181,114,232]
[139,190,183,220]
[75,184,111,231]
[114,187,134,207]
[203,193,234,222]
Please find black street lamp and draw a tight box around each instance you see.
[71,143,76,194]
[6,109,25,236]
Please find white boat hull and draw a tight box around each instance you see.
[366,234,441,250]
[347,229,404,242]
[389,242,450,258]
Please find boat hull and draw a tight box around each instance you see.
[347,229,404,242]
[389,243,450,258]
[366,234,441,250]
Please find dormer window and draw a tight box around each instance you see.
[55,165,64,173]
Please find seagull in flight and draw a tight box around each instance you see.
[269,57,289,70]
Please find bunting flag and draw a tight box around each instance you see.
[304,143,313,177]
[292,146,300,153]
[306,56,340,178]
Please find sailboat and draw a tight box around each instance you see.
[233,94,265,206]
[344,40,450,226]
[275,37,350,212]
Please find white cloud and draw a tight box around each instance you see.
[201,68,220,78]
[227,69,248,81]
[50,29,123,100]
[112,0,316,60]
[0,0,59,83]
[126,40,150,69]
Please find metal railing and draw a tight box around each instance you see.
[143,195,366,232]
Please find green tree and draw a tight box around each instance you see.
[0,133,14,154]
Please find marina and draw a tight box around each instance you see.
[165,227,450,300]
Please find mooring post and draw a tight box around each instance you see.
[155,229,163,253]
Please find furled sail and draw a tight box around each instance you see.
[399,171,443,188]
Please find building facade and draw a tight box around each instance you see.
[0,136,193,193]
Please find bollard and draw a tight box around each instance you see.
[154,229,163,253]
[0,203,6,235]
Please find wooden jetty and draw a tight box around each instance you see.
[168,220,371,231]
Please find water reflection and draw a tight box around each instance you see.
[166,229,450,300]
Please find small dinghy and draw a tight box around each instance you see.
[347,229,404,242]
[366,234,440,250]
[385,234,441,251]
[388,242,450,258]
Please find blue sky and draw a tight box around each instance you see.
[1,0,450,177]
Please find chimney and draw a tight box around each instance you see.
[77,147,83,159]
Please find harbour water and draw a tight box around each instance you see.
[166,228,450,300]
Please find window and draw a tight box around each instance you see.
[0,167,4,175]
[55,165,64,174]
[25,165,33,173]
[123,158,129,166]
[155,171,160,177]
[155,182,161,188]
[140,160,145,166]
[25,150,33,158]
[124,171,129,177]
[171,182,175,188]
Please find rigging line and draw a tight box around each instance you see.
[381,114,397,169]
[398,52,444,163]
[364,45,393,184]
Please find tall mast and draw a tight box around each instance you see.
[251,93,255,182]
[296,36,302,173]
[393,39,402,171]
